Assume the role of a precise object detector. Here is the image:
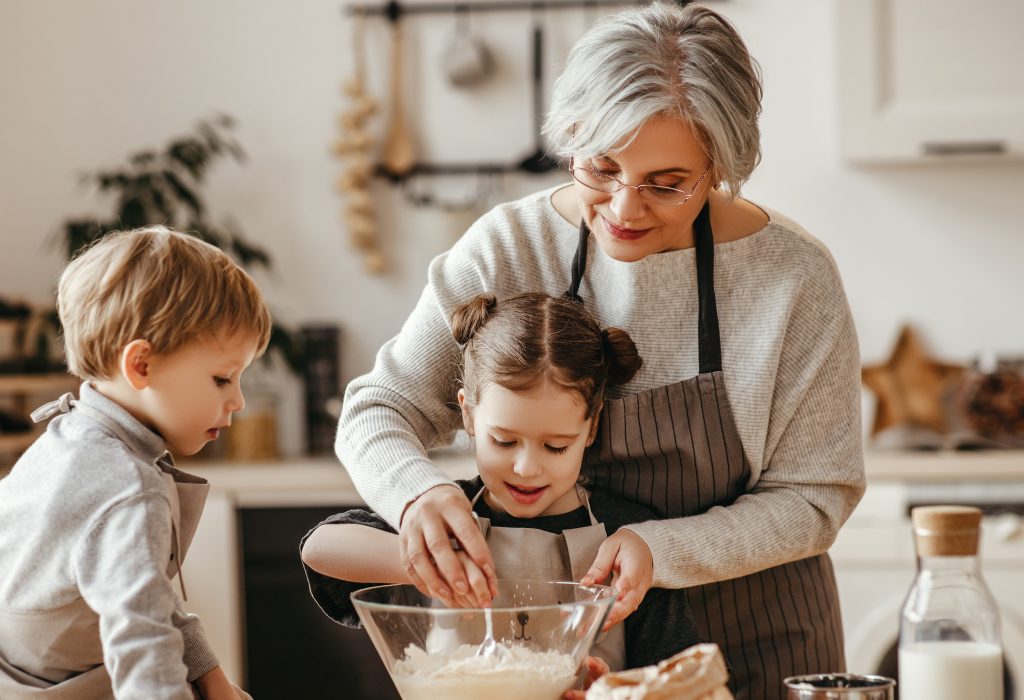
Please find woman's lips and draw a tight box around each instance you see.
[603,218,652,241]
[206,428,220,440]
[505,482,548,505]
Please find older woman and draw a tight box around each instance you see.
[336,4,864,698]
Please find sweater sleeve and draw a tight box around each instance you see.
[171,598,219,682]
[624,251,866,589]
[75,493,193,700]
[300,508,398,628]
[336,205,549,529]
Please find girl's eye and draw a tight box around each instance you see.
[214,376,231,387]
[490,436,516,448]
[546,445,569,455]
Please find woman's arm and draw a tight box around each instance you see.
[301,524,407,583]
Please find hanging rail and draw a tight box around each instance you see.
[344,0,717,181]
[345,0,697,20]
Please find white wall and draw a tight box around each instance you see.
[2,0,1022,450]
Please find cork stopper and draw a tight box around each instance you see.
[911,505,982,557]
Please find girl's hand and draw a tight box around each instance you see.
[399,484,497,607]
[192,666,246,700]
[564,656,611,699]
[580,529,654,631]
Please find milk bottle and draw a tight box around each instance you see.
[898,506,1003,700]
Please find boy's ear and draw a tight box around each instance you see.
[457,388,474,436]
[120,339,153,390]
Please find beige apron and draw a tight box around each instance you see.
[469,485,627,672]
[570,204,846,700]
[0,396,246,699]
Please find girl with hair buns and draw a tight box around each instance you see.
[302,293,702,677]
[337,3,864,697]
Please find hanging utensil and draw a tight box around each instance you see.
[382,4,416,176]
[442,5,494,88]
[518,12,559,174]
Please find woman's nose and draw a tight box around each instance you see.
[608,185,646,222]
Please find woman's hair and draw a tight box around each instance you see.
[451,293,642,418]
[58,225,272,380]
[544,2,762,196]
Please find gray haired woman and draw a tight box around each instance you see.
[336,4,864,698]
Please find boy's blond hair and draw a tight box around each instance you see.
[58,226,272,380]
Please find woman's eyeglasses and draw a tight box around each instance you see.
[570,159,712,206]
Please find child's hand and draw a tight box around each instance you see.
[192,666,249,700]
[564,655,611,699]
[579,528,653,631]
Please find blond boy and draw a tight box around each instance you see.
[0,226,270,699]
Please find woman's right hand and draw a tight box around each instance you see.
[399,484,497,607]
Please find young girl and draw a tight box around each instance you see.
[301,292,701,672]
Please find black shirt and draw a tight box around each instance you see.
[300,477,702,668]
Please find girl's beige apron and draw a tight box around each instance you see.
[569,204,845,700]
[468,486,626,671]
[0,398,248,699]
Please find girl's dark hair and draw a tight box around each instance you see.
[451,293,643,418]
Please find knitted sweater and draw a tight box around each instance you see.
[337,185,865,589]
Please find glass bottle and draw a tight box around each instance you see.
[898,505,1003,700]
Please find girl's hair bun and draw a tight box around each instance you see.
[601,326,643,386]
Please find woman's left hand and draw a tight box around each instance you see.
[580,528,654,631]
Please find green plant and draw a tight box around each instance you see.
[56,114,303,373]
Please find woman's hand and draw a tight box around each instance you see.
[399,484,497,607]
[580,528,654,631]
[563,656,611,699]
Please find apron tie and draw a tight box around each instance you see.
[30,392,76,423]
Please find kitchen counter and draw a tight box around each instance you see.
[863,449,1024,483]
[183,447,479,507]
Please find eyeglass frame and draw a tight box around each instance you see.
[569,157,713,206]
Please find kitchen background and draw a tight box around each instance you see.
[1,0,1022,697]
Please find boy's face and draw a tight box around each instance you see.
[459,378,598,519]
[138,330,259,455]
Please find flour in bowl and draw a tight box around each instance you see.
[392,643,578,700]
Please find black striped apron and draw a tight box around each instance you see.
[568,203,845,700]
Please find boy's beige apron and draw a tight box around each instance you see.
[0,398,249,699]
[469,486,626,671]
[568,204,846,700]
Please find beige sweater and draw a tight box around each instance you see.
[337,185,865,589]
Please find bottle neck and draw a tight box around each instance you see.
[916,554,980,575]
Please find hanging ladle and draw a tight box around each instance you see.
[518,11,559,174]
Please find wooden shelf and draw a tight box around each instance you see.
[0,373,77,394]
[0,431,37,454]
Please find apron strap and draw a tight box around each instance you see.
[564,201,723,373]
[30,392,75,423]
[693,201,722,373]
[565,219,590,304]
[562,527,599,583]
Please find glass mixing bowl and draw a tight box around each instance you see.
[351,579,616,700]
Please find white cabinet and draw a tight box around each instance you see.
[836,0,1024,163]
